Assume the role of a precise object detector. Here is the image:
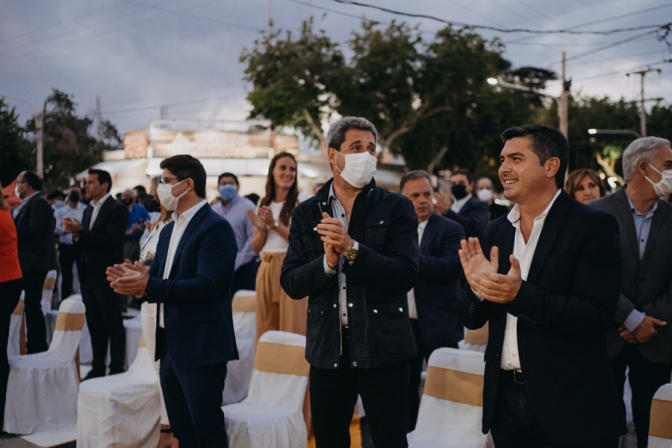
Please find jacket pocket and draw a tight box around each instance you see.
[364,218,390,250]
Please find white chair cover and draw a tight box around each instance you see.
[223,290,257,405]
[407,347,492,448]
[223,330,309,448]
[76,336,161,448]
[41,270,57,315]
[648,383,672,448]
[459,324,488,354]
[7,292,25,358]
[123,316,143,369]
[4,299,85,435]
[45,295,92,363]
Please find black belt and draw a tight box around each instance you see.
[501,369,525,385]
[341,325,350,339]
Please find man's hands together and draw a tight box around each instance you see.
[317,212,353,270]
[106,260,149,297]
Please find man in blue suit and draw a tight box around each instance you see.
[107,155,238,447]
[400,170,466,432]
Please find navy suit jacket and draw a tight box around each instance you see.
[145,203,238,369]
[414,213,465,348]
[443,196,489,238]
[457,191,626,445]
[14,193,56,273]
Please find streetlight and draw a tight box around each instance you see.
[587,129,641,138]
[487,77,568,141]
[2,95,45,177]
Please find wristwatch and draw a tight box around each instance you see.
[344,242,359,262]
[271,220,279,230]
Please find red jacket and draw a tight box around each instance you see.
[0,209,22,283]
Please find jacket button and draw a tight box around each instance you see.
[334,363,338,368]
[352,361,358,367]
[373,309,378,314]
[399,307,403,312]
[333,304,337,308]
[348,303,353,308]
[379,220,384,224]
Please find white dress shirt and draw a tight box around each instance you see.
[158,199,207,327]
[89,193,111,229]
[499,189,561,371]
[407,219,428,320]
[451,194,471,213]
[55,202,87,244]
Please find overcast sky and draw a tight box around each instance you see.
[1,0,670,136]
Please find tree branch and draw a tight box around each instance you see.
[303,109,326,152]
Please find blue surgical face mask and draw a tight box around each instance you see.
[219,185,237,201]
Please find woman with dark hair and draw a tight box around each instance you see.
[0,183,22,426]
[248,152,308,340]
[565,168,607,204]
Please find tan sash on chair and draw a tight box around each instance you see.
[232,295,256,313]
[423,365,484,407]
[43,276,56,291]
[464,323,489,346]
[649,398,672,440]
[55,313,85,332]
[254,341,309,377]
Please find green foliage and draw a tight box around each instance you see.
[0,98,32,187]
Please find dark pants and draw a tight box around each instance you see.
[407,318,454,432]
[0,279,21,424]
[22,270,49,354]
[231,258,259,294]
[160,343,228,447]
[58,243,81,302]
[310,330,410,448]
[491,370,618,448]
[611,345,672,448]
[81,279,126,374]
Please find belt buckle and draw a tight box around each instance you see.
[512,370,524,385]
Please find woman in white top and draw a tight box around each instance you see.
[138,175,174,447]
[248,152,308,340]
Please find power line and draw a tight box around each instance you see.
[332,0,670,35]
[103,93,245,115]
[574,59,671,82]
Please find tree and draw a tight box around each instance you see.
[25,89,107,191]
[0,97,32,187]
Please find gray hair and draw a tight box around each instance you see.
[326,117,378,151]
[400,170,433,193]
[622,137,672,182]
[476,177,494,189]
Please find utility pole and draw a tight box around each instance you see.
[559,51,569,142]
[36,100,46,178]
[626,67,661,137]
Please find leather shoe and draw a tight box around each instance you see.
[82,369,104,381]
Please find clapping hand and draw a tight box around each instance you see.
[62,217,83,237]
[106,260,149,297]
[318,213,341,269]
[317,212,354,256]
[247,207,273,230]
[459,237,522,304]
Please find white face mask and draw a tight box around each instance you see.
[477,188,493,202]
[335,151,377,189]
[157,180,188,211]
[14,184,22,199]
[645,163,672,197]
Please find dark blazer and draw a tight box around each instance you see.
[414,213,465,348]
[457,191,626,445]
[590,188,672,364]
[281,179,418,370]
[444,197,489,238]
[77,196,128,285]
[145,203,238,369]
[14,193,56,273]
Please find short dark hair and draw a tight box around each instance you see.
[89,169,113,193]
[47,190,65,200]
[22,170,43,191]
[400,170,433,193]
[160,155,207,198]
[133,185,147,196]
[218,172,239,186]
[451,168,473,184]
[501,124,568,189]
[327,117,378,151]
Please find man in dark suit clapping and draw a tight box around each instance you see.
[107,155,238,447]
[14,170,55,354]
[400,170,465,432]
[458,125,626,447]
[63,169,127,379]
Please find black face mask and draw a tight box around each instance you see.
[144,195,161,213]
[451,184,468,200]
[68,191,80,203]
[122,198,134,206]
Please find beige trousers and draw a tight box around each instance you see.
[255,252,308,341]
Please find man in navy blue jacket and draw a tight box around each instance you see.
[108,155,238,447]
[400,170,465,432]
